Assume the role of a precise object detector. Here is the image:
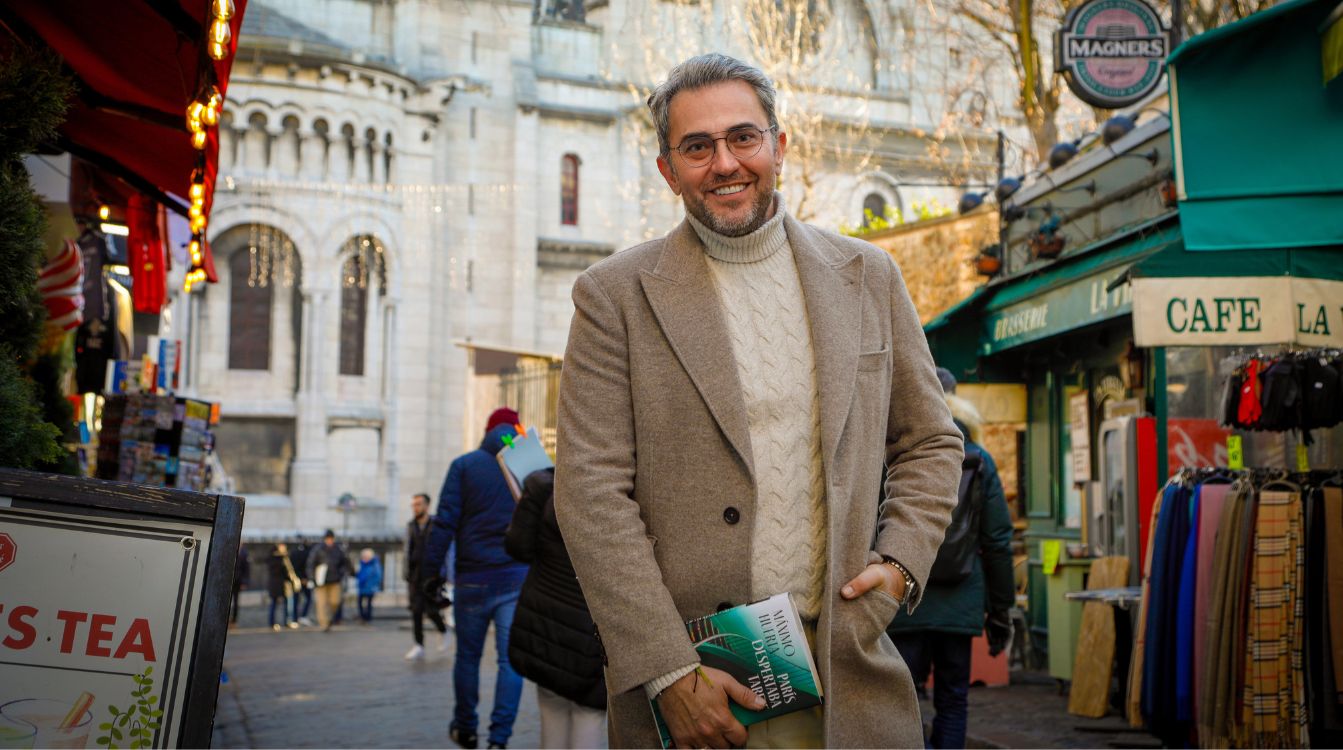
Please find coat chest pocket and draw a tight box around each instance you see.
[857,345,891,372]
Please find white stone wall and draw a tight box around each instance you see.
[199,0,1021,540]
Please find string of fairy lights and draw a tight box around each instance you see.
[182,0,237,293]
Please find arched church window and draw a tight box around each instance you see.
[561,154,580,226]
[338,236,387,377]
[862,192,888,228]
[229,246,273,370]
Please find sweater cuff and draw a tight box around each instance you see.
[644,662,701,701]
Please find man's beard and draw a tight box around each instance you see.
[682,179,776,237]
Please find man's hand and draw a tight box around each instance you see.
[840,563,906,601]
[657,666,764,749]
[421,576,450,609]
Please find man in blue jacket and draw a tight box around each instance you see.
[425,408,530,750]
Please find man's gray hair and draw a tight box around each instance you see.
[647,53,779,156]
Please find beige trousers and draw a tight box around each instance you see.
[314,583,343,628]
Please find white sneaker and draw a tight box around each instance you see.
[405,644,425,661]
[299,617,315,627]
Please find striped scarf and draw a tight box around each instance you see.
[1240,489,1308,748]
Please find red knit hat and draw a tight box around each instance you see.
[486,407,519,434]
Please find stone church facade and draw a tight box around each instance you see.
[190,0,1009,539]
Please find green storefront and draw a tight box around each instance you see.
[926,0,1343,678]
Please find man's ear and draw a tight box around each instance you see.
[656,154,681,196]
[773,130,787,168]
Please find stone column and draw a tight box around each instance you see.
[290,286,331,532]
[352,135,372,185]
[299,128,328,181]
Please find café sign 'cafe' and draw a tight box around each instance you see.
[1133,276,1343,347]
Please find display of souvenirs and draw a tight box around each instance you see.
[94,394,216,491]
[1221,349,1343,434]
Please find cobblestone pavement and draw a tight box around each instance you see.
[211,593,541,749]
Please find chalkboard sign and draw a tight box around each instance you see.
[0,468,243,748]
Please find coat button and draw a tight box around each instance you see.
[723,507,740,524]
[717,601,733,613]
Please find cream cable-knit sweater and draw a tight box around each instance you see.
[646,198,829,698]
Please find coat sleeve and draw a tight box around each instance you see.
[977,449,1017,613]
[553,271,699,696]
[875,257,964,611]
[506,469,552,564]
[425,459,465,579]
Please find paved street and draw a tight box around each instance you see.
[211,593,542,749]
[210,594,1160,749]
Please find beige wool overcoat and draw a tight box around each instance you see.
[553,214,964,748]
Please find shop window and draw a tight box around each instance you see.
[228,247,272,370]
[213,417,294,495]
[561,154,580,226]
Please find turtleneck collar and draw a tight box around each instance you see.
[686,192,788,264]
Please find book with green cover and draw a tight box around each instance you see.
[650,593,824,748]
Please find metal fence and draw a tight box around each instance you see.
[498,359,562,454]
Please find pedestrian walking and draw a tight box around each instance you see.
[231,543,250,627]
[405,492,449,661]
[887,369,1015,750]
[504,468,607,749]
[306,529,353,631]
[553,53,962,749]
[266,542,302,631]
[423,407,531,750]
[290,538,315,626]
[356,548,382,624]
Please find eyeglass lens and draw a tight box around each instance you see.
[678,127,767,165]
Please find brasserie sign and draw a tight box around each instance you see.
[1055,0,1170,108]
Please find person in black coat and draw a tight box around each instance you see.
[504,468,607,749]
[266,542,302,631]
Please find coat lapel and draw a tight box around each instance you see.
[640,222,755,480]
[786,216,865,474]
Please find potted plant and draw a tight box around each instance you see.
[973,245,1001,276]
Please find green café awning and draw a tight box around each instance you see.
[1130,241,1343,347]
[977,222,1182,355]
[1169,0,1343,251]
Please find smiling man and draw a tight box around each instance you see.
[553,53,963,749]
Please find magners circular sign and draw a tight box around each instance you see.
[1055,0,1170,108]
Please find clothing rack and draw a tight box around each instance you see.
[1131,467,1343,748]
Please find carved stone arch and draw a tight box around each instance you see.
[209,204,320,274]
[853,169,904,225]
[317,212,402,298]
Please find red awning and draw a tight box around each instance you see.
[2,0,247,220]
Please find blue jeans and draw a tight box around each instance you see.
[293,587,312,621]
[451,581,524,747]
[358,593,375,622]
[268,596,289,628]
[890,632,972,749]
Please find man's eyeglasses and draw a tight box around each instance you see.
[668,125,777,167]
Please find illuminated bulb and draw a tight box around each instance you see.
[189,182,205,202]
[192,129,207,149]
[187,101,206,127]
[189,240,202,263]
[207,19,232,60]
[205,87,223,123]
[188,203,203,220]
[211,0,234,20]
[190,214,207,233]
[98,205,110,220]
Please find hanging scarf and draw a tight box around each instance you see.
[1241,488,1308,748]
[1201,480,1253,747]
